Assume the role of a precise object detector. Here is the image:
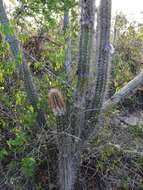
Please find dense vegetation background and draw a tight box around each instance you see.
[0,0,143,189]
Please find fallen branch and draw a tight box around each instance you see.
[102,72,143,112]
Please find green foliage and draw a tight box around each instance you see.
[7,128,27,148]
[0,148,8,160]
[0,23,22,68]
[0,23,14,36]
[21,157,36,177]
[15,91,26,105]
[129,124,143,138]
[112,14,143,91]
[19,105,37,128]
[96,145,121,172]
[15,50,23,65]
[112,54,133,91]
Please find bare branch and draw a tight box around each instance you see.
[102,72,143,112]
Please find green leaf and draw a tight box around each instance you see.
[7,129,26,147]
[0,148,8,160]
[21,157,36,177]
[0,24,14,36]
[0,72,4,82]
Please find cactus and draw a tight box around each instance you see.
[0,0,112,189]
[56,1,97,189]
[81,0,112,141]
[0,0,46,127]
